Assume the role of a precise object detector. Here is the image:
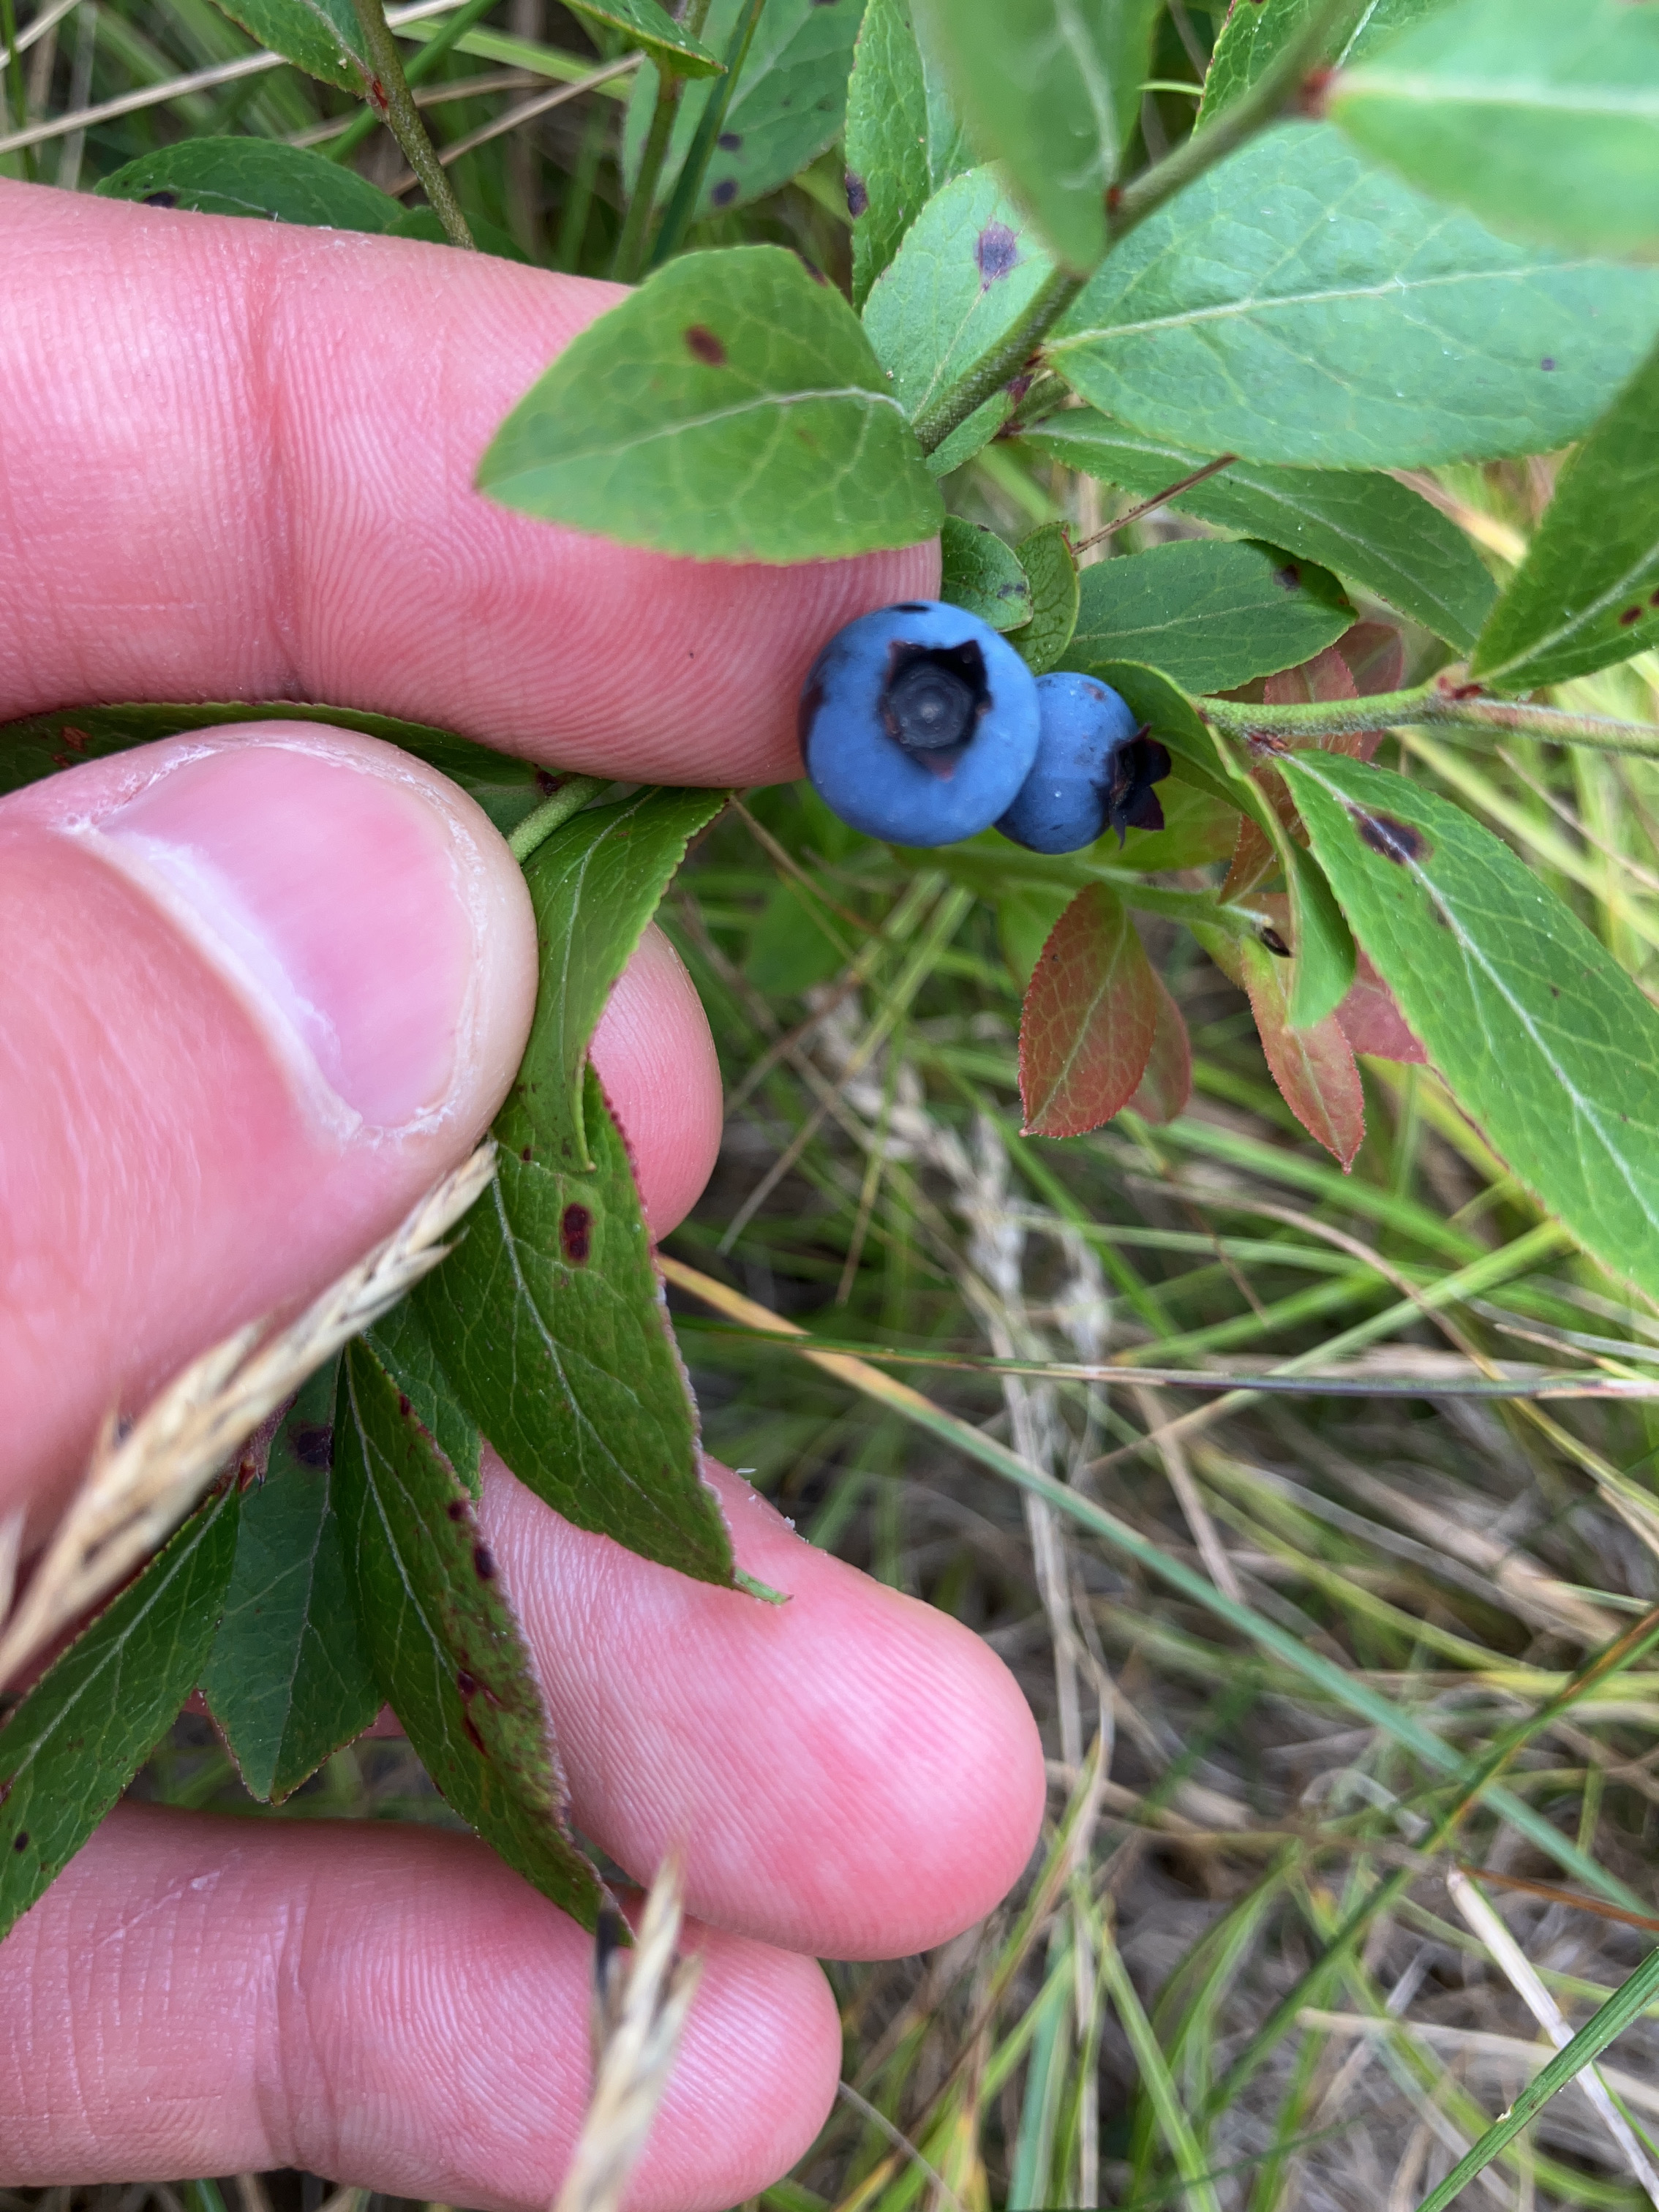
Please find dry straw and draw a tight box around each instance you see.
[552,1855,703,2212]
[0,1143,497,1694]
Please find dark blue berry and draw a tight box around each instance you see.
[800,601,1041,846]
[996,672,1172,855]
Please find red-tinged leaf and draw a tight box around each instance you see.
[1240,936,1365,1170]
[1222,634,1404,898]
[1019,885,1159,1138]
[1336,947,1428,1064]
[1336,620,1405,705]
[1126,971,1193,1124]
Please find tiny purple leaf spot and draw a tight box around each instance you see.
[710,178,739,208]
[12,1832,27,1852]
[845,168,868,217]
[1540,356,1557,371]
[473,1543,497,1581]
[462,1712,487,1756]
[975,222,1019,288]
[684,323,726,366]
[717,130,741,151]
[1620,606,1643,627]
[456,1669,478,1699]
[1353,809,1427,865]
[446,1499,467,1523]
[560,1203,592,1263]
[1260,926,1291,958]
[289,1423,333,1471]
[1272,565,1301,592]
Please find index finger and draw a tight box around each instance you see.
[0,182,936,785]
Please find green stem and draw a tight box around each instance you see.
[647,0,763,270]
[507,774,607,862]
[913,0,1354,460]
[913,264,1083,457]
[326,0,500,162]
[1109,0,1357,246]
[1200,682,1659,761]
[347,0,475,247]
[609,0,712,280]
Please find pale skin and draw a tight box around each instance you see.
[0,183,1048,2209]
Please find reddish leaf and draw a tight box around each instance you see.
[1336,947,1427,1064]
[1241,936,1365,1169]
[1336,620,1405,706]
[1126,971,1193,1124]
[1020,885,1158,1137]
[1221,631,1404,900]
[1222,647,1358,898]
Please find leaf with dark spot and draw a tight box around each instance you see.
[1286,750,1659,1297]
[683,323,727,365]
[974,221,1019,287]
[334,1334,606,1930]
[1353,810,1427,865]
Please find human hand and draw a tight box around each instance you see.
[0,182,1046,2211]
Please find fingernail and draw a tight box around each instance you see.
[94,740,483,1129]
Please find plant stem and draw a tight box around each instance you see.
[507,774,608,862]
[1109,0,1357,246]
[913,265,1085,456]
[647,0,762,270]
[326,0,499,162]
[1200,682,1659,761]
[609,0,712,280]
[347,0,475,247]
[913,0,1355,460]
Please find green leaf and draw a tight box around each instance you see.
[1331,0,1659,260]
[862,166,1056,426]
[1020,410,1496,650]
[413,786,742,1589]
[415,1068,740,1585]
[624,0,864,220]
[912,0,1163,273]
[200,1359,381,1804]
[846,0,930,309]
[1047,122,1659,469]
[334,1331,606,1928]
[923,389,1016,476]
[97,138,403,228]
[1283,750,1659,1301]
[939,518,1033,632]
[1470,336,1659,690]
[0,700,553,837]
[207,0,369,93]
[564,0,722,75]
[1019,884,1159,1137]
[1008,521,1080,674]
[1197,0,1451,125]
[1286,843,1357,1029]
[0,1486,239,1945]
[478,244,942,563]
[1070,541,1353,696]
[508,787,729,1173]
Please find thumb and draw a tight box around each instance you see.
[0,726,712,1530]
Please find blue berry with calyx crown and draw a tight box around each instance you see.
[996,672,1173,855]
[800,599,1041,846]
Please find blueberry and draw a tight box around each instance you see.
[800,600,1041,846]
[996,672,1173,855]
